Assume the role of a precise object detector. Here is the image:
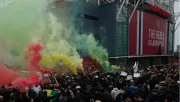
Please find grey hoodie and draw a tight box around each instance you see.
[111,88,120,100]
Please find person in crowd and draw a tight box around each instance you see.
[0,64,179,102]
[129,80,137,95]
[20,92,31,102]
[41,90,59,102]
[165,95,174,102]
[0,96,3,102]
[111,87,120,101]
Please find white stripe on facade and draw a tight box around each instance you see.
[140,12,143,55]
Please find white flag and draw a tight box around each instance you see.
[133,62,138,73]
[133,62,136,69]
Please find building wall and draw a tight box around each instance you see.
[99,3,117,57]
[69,1,100,56]
[99,3,129,57]
[69,1,173,57]
[129,9,139,55]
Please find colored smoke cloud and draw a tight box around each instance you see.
[0,0,110,87]
[0,63,19,85]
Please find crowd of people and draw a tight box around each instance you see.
[0,64,179,102]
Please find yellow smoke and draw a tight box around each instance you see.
[40,53,78,75]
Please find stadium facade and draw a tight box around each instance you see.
[55,0,176,68]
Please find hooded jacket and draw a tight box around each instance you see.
[111,88,120,100]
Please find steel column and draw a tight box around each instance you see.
[116,0,126,21]
[129,0,140,23]
[98,0,100,6]
[175,22,180,32]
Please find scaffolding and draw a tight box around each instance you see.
[147,0,180,32]
[173,1,180,32]
[85,0,180,30]
[116,0,145,23]
[115,0,179,23]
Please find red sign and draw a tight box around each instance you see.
[148,5,171,18]
[142,12,168,55]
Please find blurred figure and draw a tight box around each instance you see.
[0,96,3,102]
[111,87,120,100]
[125,97,132,102]
[165,95,174,102]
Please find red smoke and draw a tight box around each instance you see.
[0,43,19,86]
[25,43,53,74]
[0,63,19,86]
[12,72,39,88]
[12,43,53,88]
[0,63,40,88]
[0,43,53,88]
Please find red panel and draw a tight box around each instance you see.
[129,10,138,55]
[142,12,167,55]
[83,57,97,63]
[82,57,102,72]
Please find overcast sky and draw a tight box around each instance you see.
[174,2,180,51]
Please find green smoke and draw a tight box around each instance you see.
[0,0,54,68]
[0,0,111,71]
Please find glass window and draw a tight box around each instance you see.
[168,23,174,54]
[116,6,128,56]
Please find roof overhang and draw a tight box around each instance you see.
[109,55,173,59]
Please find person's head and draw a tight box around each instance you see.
[0,96,3,101]
[76,90,80,94]
[61,88,65,93]
[43,91,47,97]
[134,91,142,102]
[155,84,159,89]
[143,83,147,87]
[95,100,101,102]
[151,89,158,95]
[16,87,20,91]
[1,85,6,92]
[125,97,132,102]
[21,92,26,96]
[8,84,13,91]
[130,80,134,85]
[1,85,5,89]
[9,84,13,88]
[134,95,141,102]
[9,93,15,101]
[50,84,54,90]
[165,95,173,102]
[25,87,29,93]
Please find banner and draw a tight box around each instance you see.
[142,12,167,55]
